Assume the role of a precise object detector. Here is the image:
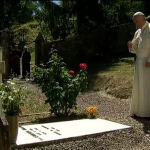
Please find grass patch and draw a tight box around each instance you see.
[88,57,134,99]
[16,81,49,115]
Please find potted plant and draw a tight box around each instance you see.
[0,78,26,144]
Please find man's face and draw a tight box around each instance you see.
[133,15,145,28]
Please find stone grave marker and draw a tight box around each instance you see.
[16,119,131,148]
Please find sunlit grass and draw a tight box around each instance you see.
[88,57,134,99]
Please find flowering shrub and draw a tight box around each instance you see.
[33,49,88,116]
[0,79,27,116]
[86,106,98,118]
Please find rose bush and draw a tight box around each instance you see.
[33,49,88,116]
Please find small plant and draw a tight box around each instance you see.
[0,78,27,116]
[86,106,98,118]
[10,145,17,150]
[33,49,88,116]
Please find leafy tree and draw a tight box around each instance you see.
[0,0,36,31]
[35,0,76,40]
[34,1,62,40]
[33,0,146,39]
[100,0,144,27]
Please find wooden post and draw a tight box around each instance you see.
[0,47,5,83]
[0,47,2,83]
[35,32,45,67]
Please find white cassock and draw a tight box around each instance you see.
[129,21,150,117]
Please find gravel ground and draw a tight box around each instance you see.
[17,92,150,150]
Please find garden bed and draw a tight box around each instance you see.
[14,58,150,150]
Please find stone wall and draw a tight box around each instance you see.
[108,22,135,55]
[35,22,136,67]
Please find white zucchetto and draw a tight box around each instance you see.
[133,12,145,18]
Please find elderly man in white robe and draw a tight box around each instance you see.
[128,12,150,118]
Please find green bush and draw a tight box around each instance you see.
[33,49,88,116]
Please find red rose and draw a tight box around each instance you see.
[79,63,87,69]
[69,70,75,75]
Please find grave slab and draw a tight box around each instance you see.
[16,119,131,148]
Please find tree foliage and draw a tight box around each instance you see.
[34,0,148,40]
[2,0,150,40]
[100,1,144,27]
[34,1,76,40]
[0,0,36,31]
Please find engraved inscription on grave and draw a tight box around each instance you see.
[42,125,61,135]
[20,125,62,141]
[20,126,43,141]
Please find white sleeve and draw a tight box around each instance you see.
[129,30,139,54]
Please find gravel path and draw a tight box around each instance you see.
[18,92,150,150]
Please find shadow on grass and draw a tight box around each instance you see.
[34,112,88,124]
[87,57,134,75]
[87,59,118,88]
[120,58,135,65]
[87,57,134,91]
